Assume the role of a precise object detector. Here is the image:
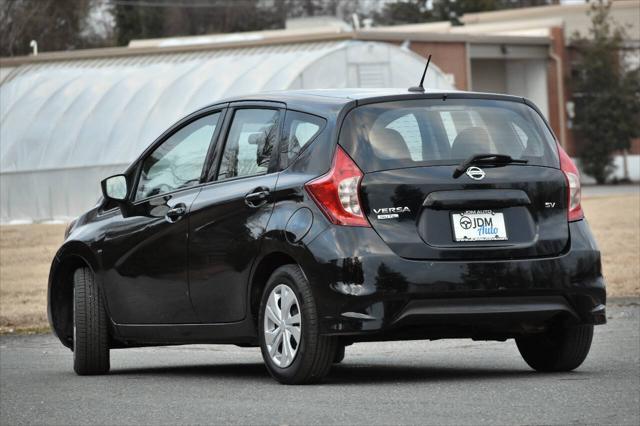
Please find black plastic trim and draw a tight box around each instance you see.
[423,189,531,210]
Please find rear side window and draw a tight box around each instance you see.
[281,111,325,168]
[339,98,558,172]
[217,108,279,180]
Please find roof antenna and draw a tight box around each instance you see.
[408,54,431,93]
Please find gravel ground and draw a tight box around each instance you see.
[1,300,638,426]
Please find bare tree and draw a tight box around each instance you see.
[0,0,112,56]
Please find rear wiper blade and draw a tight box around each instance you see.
[452,153,528,178]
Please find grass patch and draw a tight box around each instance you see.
[0,325,52,335]
[582,194,640,297]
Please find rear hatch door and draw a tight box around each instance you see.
[339,96,567,260]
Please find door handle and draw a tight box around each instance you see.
[165,203,187,223]
[244,187,270,208]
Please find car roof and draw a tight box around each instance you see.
[204,88,531,119]
[224,88,527,103]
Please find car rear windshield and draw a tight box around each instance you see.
[339,98,559,172]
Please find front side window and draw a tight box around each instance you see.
[135,113,220,201]
[281,111,325,168]
[217,109,280,180]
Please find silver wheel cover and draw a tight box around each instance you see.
[263,284,302,368]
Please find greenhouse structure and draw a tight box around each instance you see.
[0,40,453,222]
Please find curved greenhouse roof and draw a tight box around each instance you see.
[0,40,454,222]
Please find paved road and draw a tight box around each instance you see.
[1,300,639,426]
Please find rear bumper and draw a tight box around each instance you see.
[303,219,606,340]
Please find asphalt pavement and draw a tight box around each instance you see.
[1,299,639,425]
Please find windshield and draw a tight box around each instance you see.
[339,98,559,172]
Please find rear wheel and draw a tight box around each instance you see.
[73,267,110,375]
[516,324,593,372]
[259,265,338,384]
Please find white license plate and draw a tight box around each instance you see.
[451,210,508,242]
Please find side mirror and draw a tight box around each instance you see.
[101,174,129,202]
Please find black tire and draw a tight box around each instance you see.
[258,265,338,385]
[516,324,594,372]
[333,344,345,364]
[73,267,110,375]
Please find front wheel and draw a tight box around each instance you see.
[73,267,110,375]
[259,265,338,384]
[516,324,594,372]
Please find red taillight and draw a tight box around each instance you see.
[558,143,584,221]
[305,146,370,227]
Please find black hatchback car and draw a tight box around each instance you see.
[48,89,606,384]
